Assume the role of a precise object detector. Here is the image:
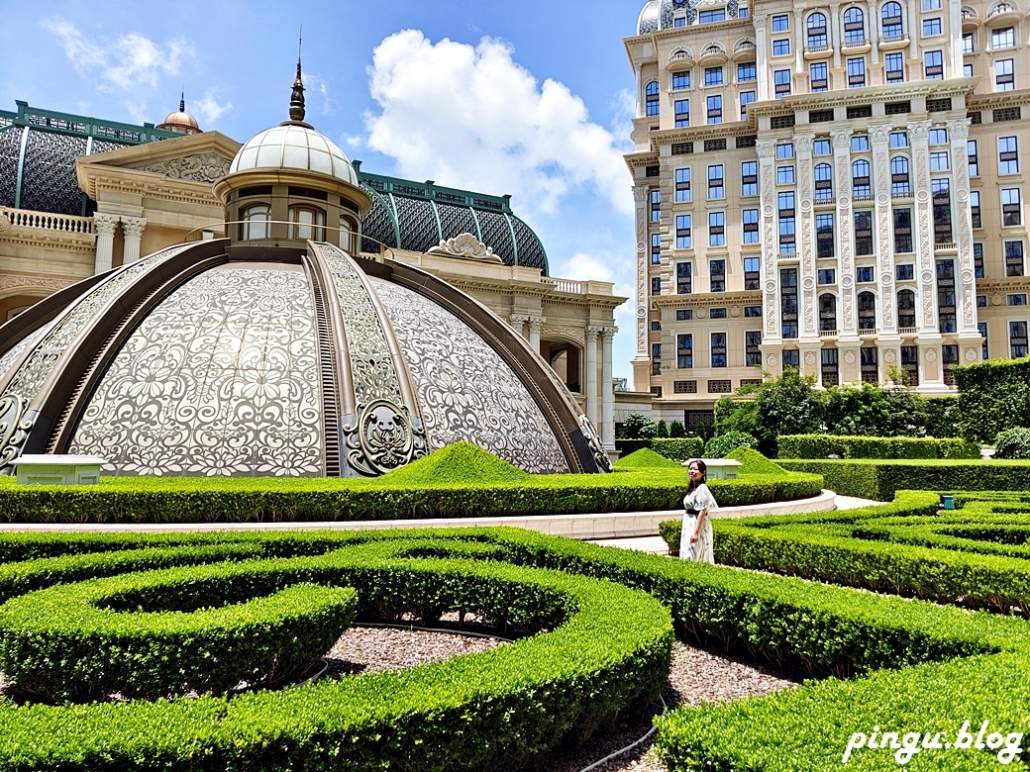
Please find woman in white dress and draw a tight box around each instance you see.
[680,459,717,563]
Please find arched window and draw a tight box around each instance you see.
[858,290,877,329]
[891,156,910,194]
[853,159,871,196]
[843,7,866,43]
[241,204,271,241]
[815,162,833,200]
[897,288,916,328]
[339,216,357,253]
[881,1,904,37]
[819,293,837,330]
[645,81,660,116]
[288,205,325,241]
[807,12,828,48]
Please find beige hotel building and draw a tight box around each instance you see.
[626,0,1029,427]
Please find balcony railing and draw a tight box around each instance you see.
[819,328,839,337]
[934,242,957,252]
[899,326,919,336]
[2,207,95,234]
[858,327,879,336]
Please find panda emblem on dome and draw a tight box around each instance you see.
[345,399,425,476]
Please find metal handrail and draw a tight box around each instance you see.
[182,220,395,260]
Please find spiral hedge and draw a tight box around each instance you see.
[0,515,1029,770]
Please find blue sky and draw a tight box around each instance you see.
[0,0,644,381]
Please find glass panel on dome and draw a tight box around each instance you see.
[238,147,260,170]
[256,144,281,168]
[282,144,308,169]
[263,128,287,144]
[309,150,332,175]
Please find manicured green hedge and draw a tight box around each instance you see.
[777,434,980,460]
[0,576,356,701]
[777,458,1030,500]
[955,356,1030,442]
[614,437,704,461]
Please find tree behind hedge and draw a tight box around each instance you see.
[954,358,1030,442]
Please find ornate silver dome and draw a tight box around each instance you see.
[0,239,609,477]
[228,124,358,185]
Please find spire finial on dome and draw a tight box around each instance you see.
[289,28,305,122]
[179,89,185,113]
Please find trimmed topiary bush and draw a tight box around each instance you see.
[994,427,1030,459]
[613,448,681,469]
[378,441,530,484]
[777,434,979,460]
[704,431,758,458]
[955,357,1030,442]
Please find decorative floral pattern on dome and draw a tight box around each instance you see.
[68,266,323,477]
[371,280,570,474]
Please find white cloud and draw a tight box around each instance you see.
[192,89,233,126]
[301,71,334,116]
[364,30,632,217]
[43,19,193,94]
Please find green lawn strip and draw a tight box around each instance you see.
[777,459,1030,501]
[0,544,673,771]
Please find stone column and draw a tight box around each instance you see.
[508,314,529,339]
[601,327,617,451]
[830,3,842,69]
[755,15,770,100]
[909,121,936,334]
[632,185,651,391]
[832,129,856,337]
[756,139,781,374]
[866,0,880,63]
[949,119,983,365]
[585,326,601,427]
[907,0,919,60]
[795,133,817,340]
[949,0,963,75]
[794,7,804,74]
[871,125,896,334]
[527,315,545,353]
[93,213,119,274]
[121,216,147,265]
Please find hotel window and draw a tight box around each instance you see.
[738,62,757,82]
[779,192,796,253]
[897,289,916,328]
[651,189,661,222]
[925,50,944,79]
[1010,294,1029,306]
[810,62,829,92]
[858,291,877,330]
[783,350,801,369]
[241,204,272,240]
[890,131,908,148]
[645,81,660,116]
[740,90,755,120]
[901,345,919,385]
[814,139,832,157]
[937,258,957,332]
[843,7,866,43]
[675,168,692,203]
[706,95,722,124]
[1007,241,1025,276]
[932,179,952,242]
[967,140,979,176]
[963,32,976,54]
[777,165,795,185]
[676,214,693,249]
[964,64,974,80]
[818,268,836,285]
[705,66,724,86]
[651,233,661,264]
[885,52,905,82]
[774,39,791,56]
[1002,188,1023,226]
[848,57,866,87]
[675,100,690,127]
[822,348,840,385]
[942,345,959,384]
[677,334,693,368]
[708,165,725,199]
[890,208,913,255]
[978,295,987,308]
[855,211,874,255]
[974,243,984,277]
[710,259,727,291]
[711,307,728,319]
[970,191,981,229]
[745,331,762,366]
[777,143,795,160]
[891,156,910,195]
[979,322,988,360]
[672,70,691,90]
[741,161,758,196]
[774,69,792,97]
[773,14,790,31]
[743,209,760,244]
[744,256,760,288]
[677,309,694,320]
[999,136,1019,174]
[995,59,1014,90]
[287,206,325,241]
[745,305,762,317]
[652,277,662,295]
[922,17,942,36]
[897,264,914,280]
[652,344,662,376]
[677,260,693,293]
[930,151,950,171]
[781,268,799,338]
[857,265,875,283]
[711,332,728,367]
[817,214,835,257]
[709,212,726,247]
[807,12,828,47]
[674,15,686,27]
[992,27,1015,49]
[922,0,940,7]
[881,2,904,36]
[853,159,871,197]
[814,163,833,201]
[700,8,726,22]
[852,134,870,152]
[929,128,948,144]
[819,293,837,330]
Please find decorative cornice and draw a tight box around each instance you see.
[749,78,978,116]
[141,152,231,184]
[0,274,79,294]
[651,289,762,308]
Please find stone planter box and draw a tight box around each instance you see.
[11,455,106,485]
